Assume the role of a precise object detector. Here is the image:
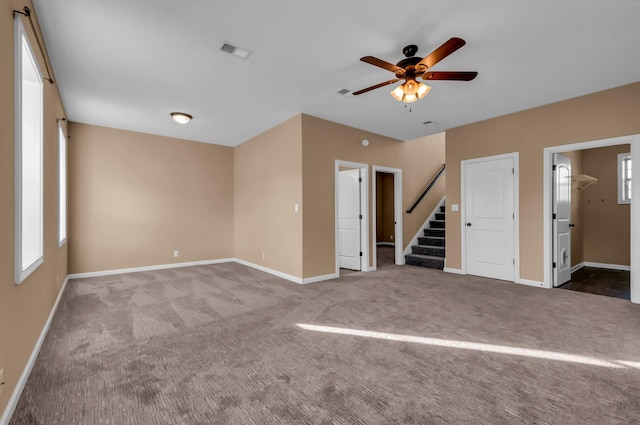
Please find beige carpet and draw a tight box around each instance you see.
[9,261,640,424]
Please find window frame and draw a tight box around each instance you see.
[618,152,632,205]
[58,120,67,247]
[15,17,45,284]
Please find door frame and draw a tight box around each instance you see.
[543,134,640,304]
[335,160,369,274]
[371,166,404,269]
[460,152,520,281]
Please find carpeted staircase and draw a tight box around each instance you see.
[405,204,445,269]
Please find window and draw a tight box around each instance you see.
[15,17,44,283]
[618,153,632,204]
[58,121,67,246]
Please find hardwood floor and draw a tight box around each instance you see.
[558,266,630,300]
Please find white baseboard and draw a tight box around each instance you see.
[68,258,234,279]
[443,267,464,275]
[516,278,546,288]
[571,262,585,273]
[0,276,69,425]
[301,272,339,284]
[233,258,303,283]
[583,261,631,271]
[233,259,338,285]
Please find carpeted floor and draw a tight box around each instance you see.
[8,261,640,424]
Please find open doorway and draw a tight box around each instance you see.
[544,134,639,304]
[553,145,631,300]
[372,166,403,270]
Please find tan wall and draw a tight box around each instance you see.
[446,82,640,281]
[301,114,445,278]
[68,123,234,273]
[233,115,303,277]
[0,0,68,415]
[581,145,631,265]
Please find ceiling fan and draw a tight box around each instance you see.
[353,37,477,103]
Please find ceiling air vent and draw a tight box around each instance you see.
[337,88,354,98]
[423,121,435,125]
[220,42,252,59]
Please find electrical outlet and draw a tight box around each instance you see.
[173,250,179,258]
[0,368,5,396]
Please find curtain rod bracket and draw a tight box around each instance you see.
[13,6,55,84]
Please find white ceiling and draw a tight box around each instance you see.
[33,0,640,147]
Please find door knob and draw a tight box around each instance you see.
[466,223,472,227]
[569,224,575,228]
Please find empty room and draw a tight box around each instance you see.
[2,1,640,424]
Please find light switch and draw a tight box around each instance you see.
[451,204,459,212]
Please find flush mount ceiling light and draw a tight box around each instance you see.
[170,112,192,124]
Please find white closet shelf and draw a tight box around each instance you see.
[571,174,598,192]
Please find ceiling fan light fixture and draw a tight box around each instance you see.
[417,83,431,99]
[170,112,192,124]
[403,93,419,103]
[390,81,430,103]
[390,84,406,102]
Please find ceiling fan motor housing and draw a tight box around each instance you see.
[402,44,419,57]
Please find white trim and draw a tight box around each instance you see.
[335,160,370,274]
[516,278,546,288]
[68,258,234,279]
[301,272,340,284]
[543,134,640,303]
[583,262,631,272]
[403,196,446,256]
[233,259,338,285]
[460,152,520,282]
[233,258,304,283]
[617,152,632,204]
[58,121,68,247]
[14,17,45,284]
[443,267,465,275]
[0,276,69,425]
[68,258,341,286]
[632,141,640,304]
[571,262,585,273]
[372,166,404,269]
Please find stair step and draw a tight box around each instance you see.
[430,220,445,229]
[405,254,444,270]
[411,245,445,257]
[418,236,445,247]
[435,213,445,221]
[440,205,446,213]
[424,228,445,237]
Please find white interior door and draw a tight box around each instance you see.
[465,157,515,281]
[338,169,361,270]
[553,153,572,286]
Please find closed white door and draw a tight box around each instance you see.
[338,169,361,270]
[553,153,572,286]
[465,157,515,281]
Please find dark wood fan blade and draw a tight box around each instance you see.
[360,56,406,77]
[423,71,478,81]
[352,78,401,95]
[416,37,466,70]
